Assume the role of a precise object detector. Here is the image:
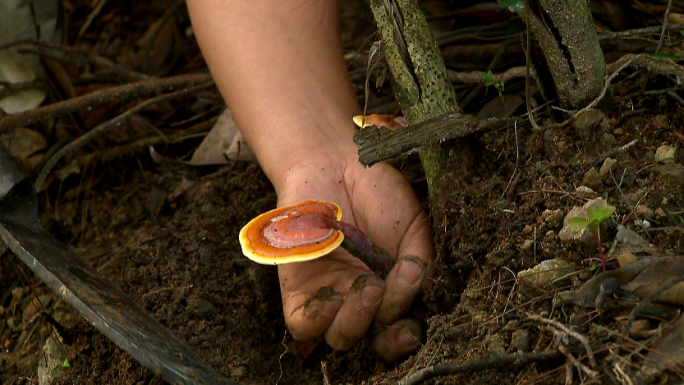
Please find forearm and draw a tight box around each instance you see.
[187,0,361,192]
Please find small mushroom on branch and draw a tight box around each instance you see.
[239,200,395,277]
[353,114,408,131]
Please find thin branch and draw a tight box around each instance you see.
[0,73,213,132]
[655,0,674,54]
[581,139,639,175]
[598,24,684,41]
[620,274,684,344]
[396,346,602,385]
[35,82,214,190]
[528,315,597,368]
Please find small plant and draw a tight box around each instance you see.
[498,0,523,12]
[481,70,505,94]
[569,199,616,272]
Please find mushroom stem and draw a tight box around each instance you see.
[331,221,395,278]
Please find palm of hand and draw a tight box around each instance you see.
[276,156,433,361]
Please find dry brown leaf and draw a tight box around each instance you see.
[643,314,684,373]
[190,109,256,164]
[622,257,684,306]
[571,257,660,308]
[0,127,47,172]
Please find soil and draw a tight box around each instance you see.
[2,1,684,385]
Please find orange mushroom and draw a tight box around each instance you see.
[239,200,395,277]
[352,114,408,131]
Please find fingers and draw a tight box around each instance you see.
[374,256,427,327]
[323,275,385,350]
[284,286,343,341]
[370,319,425,362]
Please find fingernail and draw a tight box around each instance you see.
[396,258,424,286]
[320,299,341,318]
[361,285,384,308]
[396,328,420,349]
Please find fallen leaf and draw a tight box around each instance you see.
[190,109,257,164]
[622,257,684,305]
[570,257,661,308]
[0,127,47,172]
[644,313,684,373]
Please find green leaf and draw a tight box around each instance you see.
[62,359,70,368]
[569,217,591,233]
[481,70,494,85]
[498,0,523,12]
[586,200,616,223]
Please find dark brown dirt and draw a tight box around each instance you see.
[2,1,684,385]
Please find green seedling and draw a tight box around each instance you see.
[569,199,616,272]
[498,0,523,12]
[481,70,505,93]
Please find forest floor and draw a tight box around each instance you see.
[2,1,684,384]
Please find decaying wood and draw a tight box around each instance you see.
[369,0,460,202]
[354,114,514,166]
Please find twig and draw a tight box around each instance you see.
[0,80,47,100]
[60,117,215,171]
[524,0,541,132]
[598,24,684,41]
[448,66,533,85]
[620,274,684,344]
[558,343,598,380]
[77,0,108,41]
[546,53,675,131]
[581,139,639,174]
[35,82,214,189]
[528,315,597,368]
[0,39,152,82]
[0,73,212,132]
[655,0,674,54]
[396,346,599,385]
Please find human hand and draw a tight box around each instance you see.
[276,151,433,362]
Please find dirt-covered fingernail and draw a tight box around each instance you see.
[361,284,384,307]
[396,256,426,286]
[396,327,420,349]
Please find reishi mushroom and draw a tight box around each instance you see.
[239,200,395,277]
[352,114,408,131]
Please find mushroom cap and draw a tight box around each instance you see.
[239,200,344,265]
[352,114,408,131]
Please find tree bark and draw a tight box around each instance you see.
[522,0,609,111]
[369,0,462,202]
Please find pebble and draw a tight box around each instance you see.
[231,366,248,378]
[599,157,617,178]
[573,110,606,131]
[484,334,506,356]
[582,167,602,191]
[575,186,596,196]
[542,209,564,226]
[517,259,576,288]
[521,239,534,253]
[655,145,676,164]
[636,205,654,218]
[511,330,530,352]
